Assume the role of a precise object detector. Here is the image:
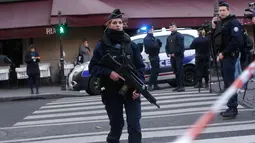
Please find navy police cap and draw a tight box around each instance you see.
[169,22,176,26]
[108,9,123,20]
[219,0,230,8]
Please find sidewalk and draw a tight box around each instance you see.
[0,86,88,102]
[0,76,254,106]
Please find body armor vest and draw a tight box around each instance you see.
[100,33,135,93]
[213,15,235,53]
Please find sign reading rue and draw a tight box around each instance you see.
[46,28,56,35]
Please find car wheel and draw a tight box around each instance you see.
[183,65,197,86]
[168,79,177,87]
[86,76,101,95]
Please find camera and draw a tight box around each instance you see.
[244,2,255,19]
[199,20,211,34]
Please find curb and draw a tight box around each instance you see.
[0,92,89,102]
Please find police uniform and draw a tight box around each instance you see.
[88,9,145,143]
[212,2,244,119]
[165,23,185,92]
[143,26,162,91]
[190,35,210,88]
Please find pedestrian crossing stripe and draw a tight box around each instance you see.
[12,88,245,127]
[1,87,251,143]
[2,120,255,143]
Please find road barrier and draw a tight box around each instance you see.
[172,61,255,143]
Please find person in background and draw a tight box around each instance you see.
[190,29,210,88]
[79,38,91,63]
[165,22,185,92]
[143,25,162,91]
[25,44,40,94]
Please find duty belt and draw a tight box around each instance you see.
[224,51,239,57]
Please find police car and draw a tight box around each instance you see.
[67,27,199,95]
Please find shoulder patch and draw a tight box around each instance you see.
[233,27,239,32]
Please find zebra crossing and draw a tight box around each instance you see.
[4,87,255,143]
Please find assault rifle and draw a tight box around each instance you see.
[100,53,160,108]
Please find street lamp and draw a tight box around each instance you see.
[57,11,66,91]
[214,0,219,17]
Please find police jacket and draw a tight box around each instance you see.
[190,36,210,58]
[165,31,184,56]
[212,15,244,57]
[25,51,40,76]
[88,28,145,93]
[143,33,161,57]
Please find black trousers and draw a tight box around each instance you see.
[28,74,40,93]
[171,55,184,87]
[148,56,160,86]
[195,56,209,84]
[101,90,142,143]
[220,57,238,108]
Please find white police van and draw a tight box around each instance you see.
[67,27,198,95]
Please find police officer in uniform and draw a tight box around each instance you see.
[89,9,145,143]
[165,22,185,92]
[212,1,244,119]
[190,29,210,88]
[143,25,162,91]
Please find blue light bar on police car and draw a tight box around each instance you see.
[140,26,147,31]
[137,26,148,34]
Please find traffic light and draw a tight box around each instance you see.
[56,23,67,35]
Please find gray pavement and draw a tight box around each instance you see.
[0,76,254,109]
[0,86,254,143]
[0,86,88,102]
[209,76,255,108]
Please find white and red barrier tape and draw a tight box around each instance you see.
[172,61,255,143]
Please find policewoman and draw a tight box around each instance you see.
[88,9,145,143]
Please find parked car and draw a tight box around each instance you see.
[67,27,199,95]
[0,55,17,85]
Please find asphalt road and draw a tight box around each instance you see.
[0,86,255,143]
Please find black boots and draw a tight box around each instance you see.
[194,82,202,88]
[220,108,238,119]
[172,86,185,92]
[30,88,39,94]
[148,85,160,91]
[194,81,209,88]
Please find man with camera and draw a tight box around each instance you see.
[212,1,244,119]
[143,25,162,91]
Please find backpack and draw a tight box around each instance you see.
[76,49,83,65]
[240,27,253,62]
[242,30,253,51]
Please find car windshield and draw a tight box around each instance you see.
[133,34,195,53]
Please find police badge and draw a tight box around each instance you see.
[234,27,239,32]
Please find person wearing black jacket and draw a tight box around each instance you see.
[165,22,185,92]
[88,9,145,143]
[211,1,244,119]
[190,29,210,88]
[143,25,162,91]
[242,29,254,70]
[25,44,40,94]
